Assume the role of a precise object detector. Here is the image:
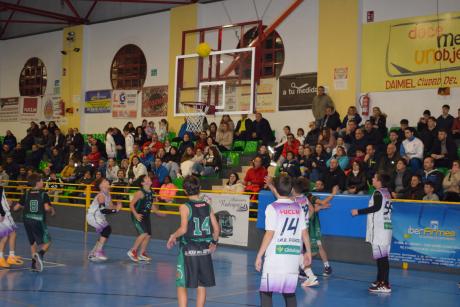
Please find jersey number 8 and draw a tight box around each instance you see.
[29,200,39,213]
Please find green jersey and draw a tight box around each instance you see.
[181,200,213,246]
[20,190,51,221]
[135,190,154,214]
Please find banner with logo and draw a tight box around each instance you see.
[362,11,460,92]
[19,96,40,122]
[142,85,168,117]
[42,95,66,125]
[84,90,111,114]
[279,73,317,111]
[0,97,19,122]
[390,201,460,268]
[112,90,138,118]
[201,193,250,247]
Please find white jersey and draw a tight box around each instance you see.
[0,188,16,238]
[86,192,112,232]
[366,188,392,246]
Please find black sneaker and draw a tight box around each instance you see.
[31,258,37,272]
[33,253,43,272]
[323,266,332,277]
[298,268,307,279]
[369,282,391,293]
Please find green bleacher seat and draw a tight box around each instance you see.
[232,140,245,151]
[244,141,258,154]
[458,147,460,159]
[173,177,184,189]
[437,167,449,176]
[171,141,179,148]
[222,151,240,168]
[167,131,176,141]
[38,160,48,171]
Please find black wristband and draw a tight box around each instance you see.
[211,239,218,245]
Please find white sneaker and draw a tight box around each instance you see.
[138,253,152,261]
[301,275,319,287]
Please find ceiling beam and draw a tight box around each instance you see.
[85,0,99,20]
[0,1,86,24]
[63,0,82,19]
[94,0,195,4]
[0,0,21,39]
[0,19,68,24]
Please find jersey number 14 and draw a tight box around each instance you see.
[193,217,211,236]
[280,217,299,236]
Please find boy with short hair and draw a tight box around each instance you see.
[423,181,439,201]
[256,175,312,307]
[167,175,220,307]
[14,174,55,272]
[352,173,392,293]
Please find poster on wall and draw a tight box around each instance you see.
[43,95,66,125]
[19,96,40,122]
[112,90,138,118]
[84,90,111,113]
[390,201,460,268]
[201,193,250,247]
[142,86,168,117]
[0,97,19,122]
[334,67,348,90]
[278,73,317,111]
[362,11,460,92]
[255,78,276,112]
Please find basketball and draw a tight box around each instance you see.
[196,42,212,57]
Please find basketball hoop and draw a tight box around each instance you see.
[180,101,216,133]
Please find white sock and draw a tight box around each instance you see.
[305,268,315,278]
[0,252,3,258]
[323,261,330,268]
[9,251,15,257]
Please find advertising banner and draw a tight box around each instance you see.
[84,90,111,113]
[0,97,19,122]
[19,96,40,122]
[142,85,168,117]
[362,11,460,92]
[42,95,66,125]
[202,193,250,247]
[278,73,317,111]
[112,90,138,118]
[390,201,460,268]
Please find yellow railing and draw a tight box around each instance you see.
[1,179,260,233]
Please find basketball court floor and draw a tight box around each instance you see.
[0,226,458,307]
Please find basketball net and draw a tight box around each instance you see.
[181,102,215,133]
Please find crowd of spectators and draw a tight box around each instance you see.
[0,89,459,204]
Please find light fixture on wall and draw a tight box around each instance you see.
[73,48,80,53]
[66,31,75,42]
[61,50,67,55]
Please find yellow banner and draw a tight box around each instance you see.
[362,11,460,92]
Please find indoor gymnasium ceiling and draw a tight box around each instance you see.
[0,0,214,40]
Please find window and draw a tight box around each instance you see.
[237,26,285,78]
[111,44,147,90]
[19,57,47,96]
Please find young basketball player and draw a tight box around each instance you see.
[256,175,312,307]
[167,175,220,307]
[127,175,165,262]
[352,173,392,293]
[0,186,23,268]
[13,174,55,272]
[87,178,122,261]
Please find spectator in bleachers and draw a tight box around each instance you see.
[364,120,384,150]
[177,133,194,156]
[158,175,178,203]
[234,114,253,141]
[280,151,301,178]
[163,147,180,179]
[251,112,275,145]
[451,108,460,141]
[0,165,9,186]
[402,175,424,200]
[4,156,19,180]
[208,122,218,140]
[370,106,387,137]
[221,115,235,132]
[343,161,367,195]
[45,171,63,203]
[97,158,107,176]
[390,158,412,198]
[1,144,12,162]
[388,130,401,152]
[296,128,306,145]
[204,136,218,154]
[401,127,424,172]
[326,146,349,171]
[105,158,119,182]
[61,158,76,182]
[437,104,454,132]
[331,136,348,156]
[396,119,409,141]
[157,119,169,142]
[224,172,245,193]
[310,144,328,182]
[442,160,460,202]
[134,126,147,147]
[419,156,444,198]
[191,148,204,165]
[298,146,313,177]
[145,133,164,156]
[87,145,101,168]
[323,158,346,192]
[304,121,320,148]
[39,128,54,158]
[430,129,457,168]
[139,146,154,166]
[17,166,27,182]
[419,116,438,154]
[312,85,334,128]
[341,119,358,145]
[378,143,401,177]
[280,133,301,162]
[152,157,169,185]
[129,156,148,184]
[312,179,326,192]
[105,128,117,159]
[364,144,380,181]
[124,127,134,158]
[341,106,362,128]
[348,128,367,156]
[193,147,221,177]
[180,147,196,177]
[49,147,64,174]
[417,109,431,132]
[273,126,290,161]
[163,140,171,153]
[72,128,85,153]
[48,121,58,134]
[320,106,341,132]
[195,131,208,151]
[123,121,135,134]
[145,121,155,138]
[422,182,439,201]
[75,156,94,181]
[4,130,17,151]
[112,169,129,204]
[243,156,268,194]
[216,122,233,151]
[318,128,336,154]
[25,144,42,170]
[256,145,271,169]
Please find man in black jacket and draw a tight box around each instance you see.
[234,114,253,141]
[378,143,401,177]
[251,112,275,145]
[430,129,457,168]
[323,158,346,192]
[320,106,341,131]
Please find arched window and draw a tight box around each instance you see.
[111,44,147,90]
[19,57,47,96]
[237,26,285,78]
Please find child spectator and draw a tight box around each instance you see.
[423,182,439,201]
[344,161,367,195]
